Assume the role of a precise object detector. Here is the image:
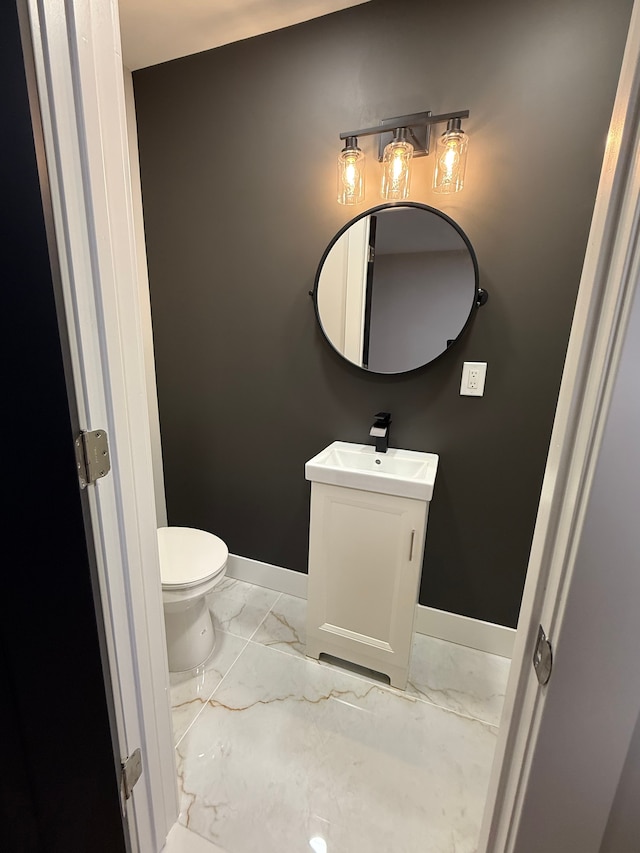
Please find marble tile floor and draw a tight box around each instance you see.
[169,579,511,853]
[163,823,227,853]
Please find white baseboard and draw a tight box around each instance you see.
[228,554,514,659]
[227,554,308,598]
[413,604,515,658]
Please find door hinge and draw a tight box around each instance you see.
[75,429,111,488]
[121,748,143,801]
[533,624,553,686]
[368,244,375,263]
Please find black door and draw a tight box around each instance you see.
[0,3,128,851]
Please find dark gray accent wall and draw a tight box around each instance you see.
[134,0,632,628]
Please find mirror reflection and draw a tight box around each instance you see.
[314,204,479,374]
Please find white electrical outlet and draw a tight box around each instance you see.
[461,361,487,396]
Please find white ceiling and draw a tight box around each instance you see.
[119,0,371,71]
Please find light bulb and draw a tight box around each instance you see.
[433,119,468,194]
[380,129,413,200]
[337,137,365,205]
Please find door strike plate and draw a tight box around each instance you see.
[75,429,111,488]
[533,624,553,686]
[121,747,143,801]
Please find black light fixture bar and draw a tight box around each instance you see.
[339,109,470,161]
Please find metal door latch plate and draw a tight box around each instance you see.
[121,747,143,801]
[533,624,553,686]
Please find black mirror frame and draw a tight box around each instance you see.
[312,201,486,375]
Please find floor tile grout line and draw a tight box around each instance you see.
[234,578,507,726]
[176,582,506,744]
[244,633,504,728]
[187,584,282,725]
[175,635,500,744]
[174,633,251,750]
[202,632,256,706]
[175,824,229,853]
[406,694,502,729]
[221,582,508,691]
[244,591,282,644]
[405,681,506,724]
[205,583,280,644]
[194,598,283,709]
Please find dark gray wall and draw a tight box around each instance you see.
[134,0,632,628]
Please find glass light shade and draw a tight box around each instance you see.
[337,144,365,205]
[380,137,413,200]
[433,128,468,194]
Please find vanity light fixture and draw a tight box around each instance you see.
[433,117,468,194]
[380,127,413,200]
[337,109,469,204]
[337,136,365,205]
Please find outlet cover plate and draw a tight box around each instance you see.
[460,361,487,396]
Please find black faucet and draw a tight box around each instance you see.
[369,411,392,453]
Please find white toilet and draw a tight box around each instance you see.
[158,526,229,671]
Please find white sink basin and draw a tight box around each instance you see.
[305,441,439,501]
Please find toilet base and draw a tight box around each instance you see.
[164,595,216,672]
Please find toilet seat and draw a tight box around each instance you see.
[158,526,228,589]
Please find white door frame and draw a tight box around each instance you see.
[21,1,177,850]
[21,0,640,850]
[478,1,640,848]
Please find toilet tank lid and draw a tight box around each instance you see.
[157,526,228,587]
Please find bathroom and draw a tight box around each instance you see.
[114,0,638,849]
[115,0,635,849]
[125,0,627,635]
[8,0,638,850]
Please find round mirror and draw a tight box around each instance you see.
[313,203,482,374]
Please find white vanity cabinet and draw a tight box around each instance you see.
[305,442,438,689]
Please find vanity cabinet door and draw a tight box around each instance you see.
[306,482,428,688]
